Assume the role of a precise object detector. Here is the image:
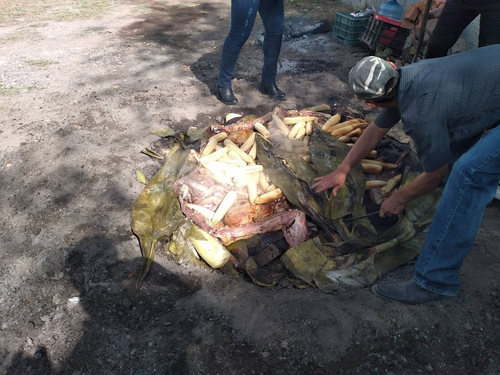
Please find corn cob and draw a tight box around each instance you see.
[361,159,398,169]
[380,174,403,196]
[361,162,383,174]
[365,180,387,189]
[294,126,306,141]
[224,139,255,164]
[305,121,313,136]
[254,122,271,138]
[201,132,228,157]
[198,147,229,164]
[321,113,341,132]
[303,135,310,146]
[272,114,290,136]
[185,203,215,220]
[247,173,259,205]
[211,191,238,226]
[240,132,256,152]
[283,116,317,125]
[259,171,270,191]
[288,120,306,139]
[254,188,283,204]
[248,142,257,159]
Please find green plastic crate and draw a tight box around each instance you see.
[332,12,368,45]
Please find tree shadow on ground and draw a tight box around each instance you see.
[5,235,202,374]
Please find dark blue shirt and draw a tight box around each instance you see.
[375,44,500,172]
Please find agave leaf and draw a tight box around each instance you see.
[255,135,340,242]
[281,239,327,286]
[309,129,366,220]
[186,125,210,143]
[244,257,284,287]
[303,103,330,112]
[131,148,195,288]
[135,169,147,184]
[141,148,164,160]
[152,127,177,138]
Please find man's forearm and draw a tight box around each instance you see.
[393,165,448,204]
[339,122,390,172]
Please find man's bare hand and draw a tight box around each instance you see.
[312,170,347,195]
[380,193,406,217]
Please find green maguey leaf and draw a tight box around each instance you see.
[131,148,194,287]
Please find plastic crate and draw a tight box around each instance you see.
[332,12,368,45]
[360,15,410,57]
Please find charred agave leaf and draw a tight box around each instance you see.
[255,135,340,242]
[308,129,369,240]
[131,149,195,288]
[321,231,425,289]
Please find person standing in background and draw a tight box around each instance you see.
[425,0,500,58]
[216,0,286,105]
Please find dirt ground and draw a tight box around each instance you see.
[1,0,499,374]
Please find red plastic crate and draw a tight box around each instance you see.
[360,15,410,57]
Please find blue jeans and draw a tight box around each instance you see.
[217,0,284,88]
[413,125,500,296]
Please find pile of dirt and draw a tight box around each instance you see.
[1,1,499,374]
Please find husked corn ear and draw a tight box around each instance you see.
[201,138,218,157]
[224,139,255,164]
[331,125,355,137]
[259,171,270,190]
[294,126,306,141]
[361,162,383,174]
[254,122,271,138]
[272,114,290,136]
[351,136,359,142]
[305,121,313,135]
[185,203,215,220]
[328,119,368,134]
[228,150,247,166]
[302,155,311,163]
[198,147,229,164]
[338,135,350,143]
[361,159,398,169]
[302,135,310,146]
[321,113,341,131]
[380,174,403,196]
[201,132,228,157]
[240,132,256,152]
[288,120,306,139]
[254,188,283,204]
[265,184,277,192]
[283,116,317,125]
[369,150,377,158]
[211,191,238,226]
[213,132,228,142]
[248,142,257,159]
[365,180,387,189]
[247,174,259,205]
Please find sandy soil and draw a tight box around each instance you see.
[1,0,499,374]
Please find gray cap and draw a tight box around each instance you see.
[348,56,399,101]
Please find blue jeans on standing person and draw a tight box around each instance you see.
[413,125,500,296]
[217,0,284,88]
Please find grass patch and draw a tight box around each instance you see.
[0,0,113,26]
[25,59,59,67]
